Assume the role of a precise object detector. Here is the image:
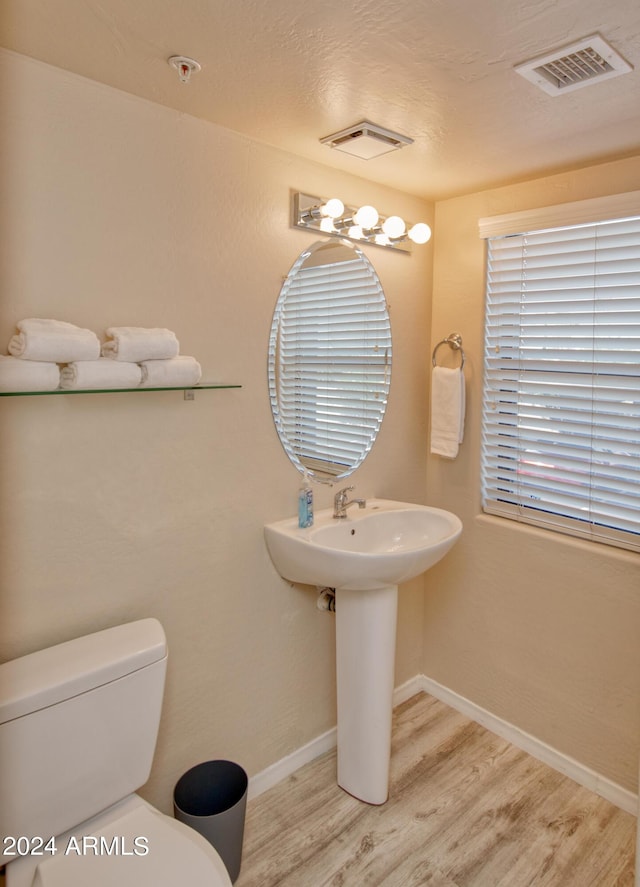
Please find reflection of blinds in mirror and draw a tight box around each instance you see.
[276,257,391,477]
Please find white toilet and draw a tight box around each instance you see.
[0,618,233,886]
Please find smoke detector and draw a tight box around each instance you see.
[320,121,413,160]
[515,34,632,96]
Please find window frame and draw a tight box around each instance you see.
[479,191,640,553]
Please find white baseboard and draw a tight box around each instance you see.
[247,725,337,801]
[392,674,427,707]
[248,673,638,816]
[418,675,637,816]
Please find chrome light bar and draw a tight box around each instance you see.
[292,192,431,253]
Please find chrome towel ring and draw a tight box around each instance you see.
[432,332,465,368]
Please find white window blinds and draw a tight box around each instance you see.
[273,256,392,477]
[481,212,640,552]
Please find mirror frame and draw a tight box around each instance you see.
[268,238,392,481]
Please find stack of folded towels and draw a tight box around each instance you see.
[100,326,201,388]
[1,318,100,391]
[0,318,202,392]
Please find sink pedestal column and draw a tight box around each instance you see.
[335,584,398,805]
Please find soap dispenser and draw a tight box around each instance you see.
[298,470,314,528]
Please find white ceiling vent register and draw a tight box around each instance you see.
[515,34,633,96]
[320,121,413,159]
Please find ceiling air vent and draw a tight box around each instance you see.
[515,34,633,96]
[320,121,413,160]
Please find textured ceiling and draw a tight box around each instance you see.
[2,0,640,200]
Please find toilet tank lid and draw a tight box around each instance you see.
[0,619,167,725]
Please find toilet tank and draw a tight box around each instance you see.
[0,618,167,850]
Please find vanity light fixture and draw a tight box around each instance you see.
[293,192,431,252]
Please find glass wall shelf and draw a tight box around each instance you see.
[0,383,241,398]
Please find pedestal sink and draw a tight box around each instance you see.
[264,498,462,805]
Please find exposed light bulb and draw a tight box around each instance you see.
[408,222,432,244]
[320,198,344,219]
[354,205,379,229]
[294,192,430,250]
[381,215,406,238]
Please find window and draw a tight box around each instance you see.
[480,193,640,552]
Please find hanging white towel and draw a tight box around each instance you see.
[60,358,142,390]
[430,366,466,458]
[101,327,179,362]
[8,318,100,363]
[0,355,60,392]
[139,355,202,388]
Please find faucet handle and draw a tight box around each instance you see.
[334,485,354,505]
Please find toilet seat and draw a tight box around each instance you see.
[28,803,232,887]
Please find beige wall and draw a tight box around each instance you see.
[427,156,640,792]
[3,45,639,812]
[0,51,432,811]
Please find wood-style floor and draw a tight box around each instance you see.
[236,693,636,886]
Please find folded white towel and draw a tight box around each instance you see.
[430,366,466,458]
[102,327,179,362]
[139,355,202,388]
[0,355,60,392]
[60,358,142,390]
[8,318,100,362]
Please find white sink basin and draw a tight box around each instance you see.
[264,498,462,591]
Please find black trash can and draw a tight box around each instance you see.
[174,760,248,883]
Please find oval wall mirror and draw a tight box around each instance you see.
[268,239,392,481]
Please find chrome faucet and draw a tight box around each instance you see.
[333,486,367,519]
